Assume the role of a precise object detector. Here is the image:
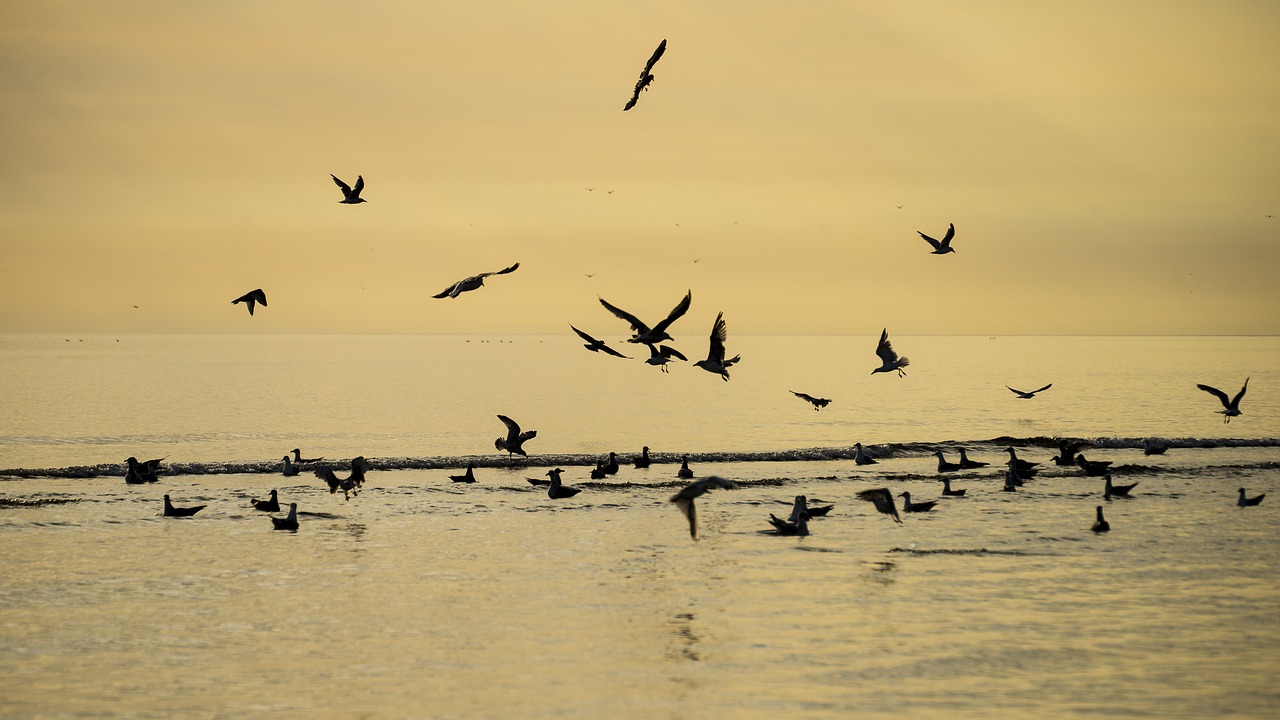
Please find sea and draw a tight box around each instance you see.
[1,333,1277,718]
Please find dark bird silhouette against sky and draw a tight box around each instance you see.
[623,39,666,111]
[331,174,367,204]
[918,223,956,254]
[433,262,520,299]
[232,288,267,316]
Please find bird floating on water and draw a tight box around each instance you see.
[623,38,666,111]
[271,503,299,531]
[646,343,687,373]
[449,464,477,483]
[1052,439,1094,466]
[163,494,205,517]
[857,488,902,523]
[292,449,323,464]
[232,288,267,316]
[590,460,607,479]
[569,325,630,358]
[940,477,966,496]
[1197,378,1248,423]
[1004,447,1039,478]
[433,262,520,299]
[331,174,366,204]
[768,512,810,536]
[251,489,280,512]
[125,456,163,484]
[599,290,692,346]
[917,223,956,255]
[790,391,831,411]
[899,491,937,513]
[670,476,737,540]
[281,456,300,477]
[634,446,651,469]
[1104,473,1138,499]
[677,455,694,479]
[545,468,581,499]
[1143,438,1169,456]
[957,448,988,469]
[1091,506,1110,533]
[1007,383,1051,399]
[693,312,740,381]
[854,443,878,466]
[1237,488,1265,507]
[871,328,910,377]
[495,415,536,457]
[787,495,834,522]
[602,452,620,475]
[934,451,961,473]
[1075,454,1113,476]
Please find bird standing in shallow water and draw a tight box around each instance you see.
[495,415,536,457]
[634,446,651,469]
[281,456,300,477]
[871,329,910,377]
[917,223,956,255]
[1238,488,1265,507]
[1091,506,1110,533]
[670,476,737,540]
[1197,378,1248,423]
[231,289,267,316]
[331,174,366,204]
[163,495,205,517]
[854,443,878,466]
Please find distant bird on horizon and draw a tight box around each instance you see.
[693,312,741,381]
[569,325,630,358]
[449,464,477,483]
[623,38,667,111]
[677,455,694,479]
[767,511,810,536]
[292,449,324,464]
[933,451,961,473]
[433,262,520,299]
[1104,473,1138,499]
[232,288,267,316]
[634,446,651,469]
[670,475,737,540]
[163,494,205,518]
[871,328,910,377]
[957,448,988,469]
[545,468,581,500]
[1238,488,1265,507]
[854,443,878,466]
[1091,506,1110,533]
[125,456,163,484]
[646,343,688,373]
[857,488,903,523]
[271,503,299,531]
[331,174,366,204]
[899,491,937,513]
[790,391,832,411]
[252,489,280,512]
[316,457,369,500]
[495,415,537,457]
[917,223,956,255]
[599,290,692,346]
[1197,378,1248,423]
[1007,383,1052,399]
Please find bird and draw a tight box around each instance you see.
[670,476,737,540]
[271,503,299,531]
[1004,448,1039,477]
[495,415,536,456]
[677,455,694,479]
[1075,454,1113,476]
[767,512,810,536]
[790,391,832,411]
[231,288,267,316]
[854,443,878,466]
[1143,438,1169,456]
[857,488,903,523]
[957,448,988,469]
[251,489,280,512]
[1002,471,1021,491]
[315,457,369,500]
[590,460,608,479]
[569,325,630,358]
[1007,383,1052,399]
[934,451,961,473]
[163,495,205,517]
[693,312,740,381]
[917,223,956,255]
[602,452,620,475]
[1052,439,1094,466]
[331,174,366,204]
[432,262,520,299]
[449,464,477,483]
[899,491,938,513]
[281,456,300,477]
[124,456,163,484]
[940,477,966,497]
[1104,473,1138,499]
[646,343,688,373]
[787,495,834,522]
[544,468,581,499]
[1238,488,1265,507]
[633,446,651,469]
[871,328,910,377]
[1091,506,1110,533]
[1197,378,1248,423]
[598,290,692,345]
[292,449,324,464]
[623,38,666,111]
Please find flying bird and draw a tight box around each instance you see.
[569,325,630,358]
[790,391,832,411]
[693,312,741,381]
[857,488,903,523]
[1091,506,1110,533]
[623,38,667,111]
[1007,384,1052,399]
[646,343,688,373]
[1237,488,1265,507]
[670,476,737,540]
[232,288,268,316]
[162,495,205,518]
[917,223,956,255]
[251,489,280,512]
[1197,378,1248,423]
[599,290,692,345]
[271,503,299,531]
[331,174,367,204]
[495,415,537,456]
[433,262,520,299]
[1052,439,1094,466]
[544,468,581,499]
[315,457,369,500]
[871,328,910,377]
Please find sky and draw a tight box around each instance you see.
[1,0,1277,336]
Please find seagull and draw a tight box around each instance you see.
[1104,473,1138,499]
[599,290,692,346]
[163,495,205,517]
[281,456,301,477]
[232,288,268,316]
[1197,378,1248,423]
[787,495,834,522]
[433,262,520,299]
[768,512,810,536]
[251,489,280,512]
[854,443,878,466]
[315,457,369,500]
[1004,448,1039,477]
[917,223,956,255]
[125,456,163,484]
[271,503,299,531]
[590,460,608,479]
[634,446,651,469]
[933,451,961,473]
[495,415,536,456]
[545,468,581,499]
[790,391,832,411]
[623,38,666,111]
[899,491,937,513]
[646,343,688,373]
[569,325,630,358]
[677,455,694,479]
[957,448,988,469]
[871,328,910,377]
[1238,488,1265,507]
[331,174,367,204]
[1007,383,1052,399]
[602,452,620,475]
[1091,506,1110,533]
[1075,454,1113,476]
[1002,470,1021,491]
[857,488,903,523]
[1143,438,1169,456]
[693,312,741,381]
[449,464,477,483]
[940,477,966,497]
[1052,439,1094,466]
[292,449,324,464]
[670,476,737,540]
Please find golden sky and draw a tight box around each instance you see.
[1,1,1277,335]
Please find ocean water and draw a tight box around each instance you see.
[1,334,1278,718]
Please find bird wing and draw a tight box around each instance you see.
[352,175,364,197]
[651,290,693,335]
[1197,384,1231,408]
[1232,378,1249,407]
[641,39,667,77]
[792,391,816,403]
[331,174,353,199]
[705,312,727,363]
[517,429,537,444]
[432,280,463,299]
[1031,384,1052,394]
[599,344,630,359]
[857,488,902,523]
[917,231,942,250]
[489,262,520,277]
[569,325,597,344]
[875,329,900,364]
[497,415,522,442]
[598,297,652,335]
[251,288,267,306]
[940,223,955,248]
[660,345,688,361]
[1006,386,1025,396]
[672,496,697,539]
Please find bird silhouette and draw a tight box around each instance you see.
[495,415,536,456]
[271,503,299,531]
[623,39,666,111]
[693,312,740,381]
[1197,378,1248,423]
[670,476,737,540]
[331,174,366,204]
[449,464,477,483]
[163,495,205,517]
[545,468,581,499]
[917,223,956,255]
[857,488,903,523]
[1091,506,1110,533]
[599,290,692,345]
[790,391,832,411]
[569,325,630,358]
[871,329,910,377]
[251,489,280,512]
[232,288,268,316]
[433,262,520,299]
[1007,383,1052,399]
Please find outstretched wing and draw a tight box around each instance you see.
[570,325,598,344]
[1197,383,1231,408]
[1232,378,1250,406]
[1006,386,1025,396]
[432,280,463,299]
[598,297,652,335]
[640,39,667,77]
[791,391,817,403]
[497,414,522,442]
[651,290,693,335]
[875,328,900,364]
[599,344,629,359]
[856,488,903,524]
[918,231,942,251]
[352,175,364,197]
[488,262,520,277]
[939,223,955,249]
[1030,383,1052,395]
[660,345,688,361]
[331,174,353,199]
[705,312,727,363]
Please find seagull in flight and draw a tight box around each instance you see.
[670,476,737,540]
[1007,383,1052,399]
[495,415,536,456]
[569,325,630,358]
[331,174,367,204]
[790,391,832,411]
[599,289,692,345]
[646,344,687,373]
[871,328,910,377]
[232,288,267,316]
[693,312,740,381]
[857,488,903,524]
[432,262,520,299]
[917,223,956,255]
[1197,378,1248,423]
[623,39,667,111]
